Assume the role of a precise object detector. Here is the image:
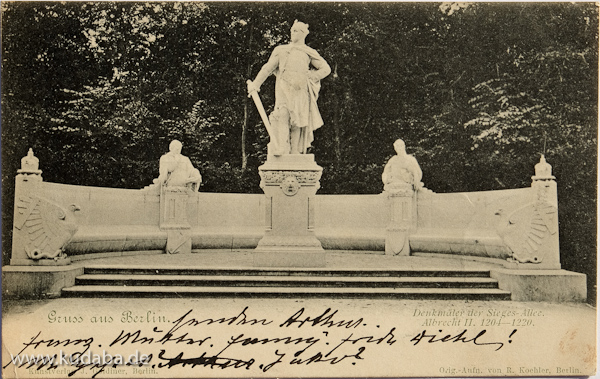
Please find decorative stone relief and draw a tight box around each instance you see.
[496,155,559,265]
[165,230,191,255]
[260,170,321,186]
[280,176,301,196]
[497,202,557,264]
[385,185,414,198]
[14,195,79,261]
[160,186,191,230]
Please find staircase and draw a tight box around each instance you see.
[62,266,511,300]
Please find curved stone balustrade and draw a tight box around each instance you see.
[11,180,547,264]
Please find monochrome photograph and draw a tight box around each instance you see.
[1,2,597,378]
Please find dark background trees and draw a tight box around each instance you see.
[2,2,597,302]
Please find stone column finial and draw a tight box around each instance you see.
[532,154,555,181]
[18,148,43,176]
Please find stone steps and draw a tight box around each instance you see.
[82,266,493,277]
[74,274,501,288]
[62,266,511,300]
[62,285,510,299]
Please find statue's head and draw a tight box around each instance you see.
[290,20,309,42]
[393,139,406,155]
[169,140,183,154]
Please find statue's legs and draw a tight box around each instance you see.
[289,125,303,154]
[269,108,291,155]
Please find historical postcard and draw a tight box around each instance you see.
[2,2,597,378]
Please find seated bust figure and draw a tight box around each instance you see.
[158,140,202,191]
[382,139,423,193]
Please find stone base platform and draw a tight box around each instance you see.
[490,269,587,302]
[414,253,587,302]
[252,251,326,268]
[2,264,84,299]
[2,250,588,302]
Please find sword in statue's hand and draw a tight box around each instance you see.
[247,80,280,154]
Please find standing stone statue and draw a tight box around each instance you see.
[248,20,331,156]
[382,139,423,194]
[158,140,202,191]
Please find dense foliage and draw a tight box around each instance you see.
[2,2,597,302]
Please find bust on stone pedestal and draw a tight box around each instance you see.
[158,140,202,192]
[382,139,423,195]
[382,139,422,256]
[152,140,202,254]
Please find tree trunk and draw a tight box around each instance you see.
[241,23,254,171]
[242,99,249,170]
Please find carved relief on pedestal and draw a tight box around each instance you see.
[160,186,190,228]
[165,229,191,255]
[259,170,321,189]
[496,155,559,266]
[280,176,301,196]
[497,202,557,264]
[14,195,79,262]
[385,183,414,197]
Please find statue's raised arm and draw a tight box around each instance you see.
[248,20,330,156]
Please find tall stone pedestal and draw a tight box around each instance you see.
[255,154,325,267]
[160,186,192,254]
[385,187,416,256]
